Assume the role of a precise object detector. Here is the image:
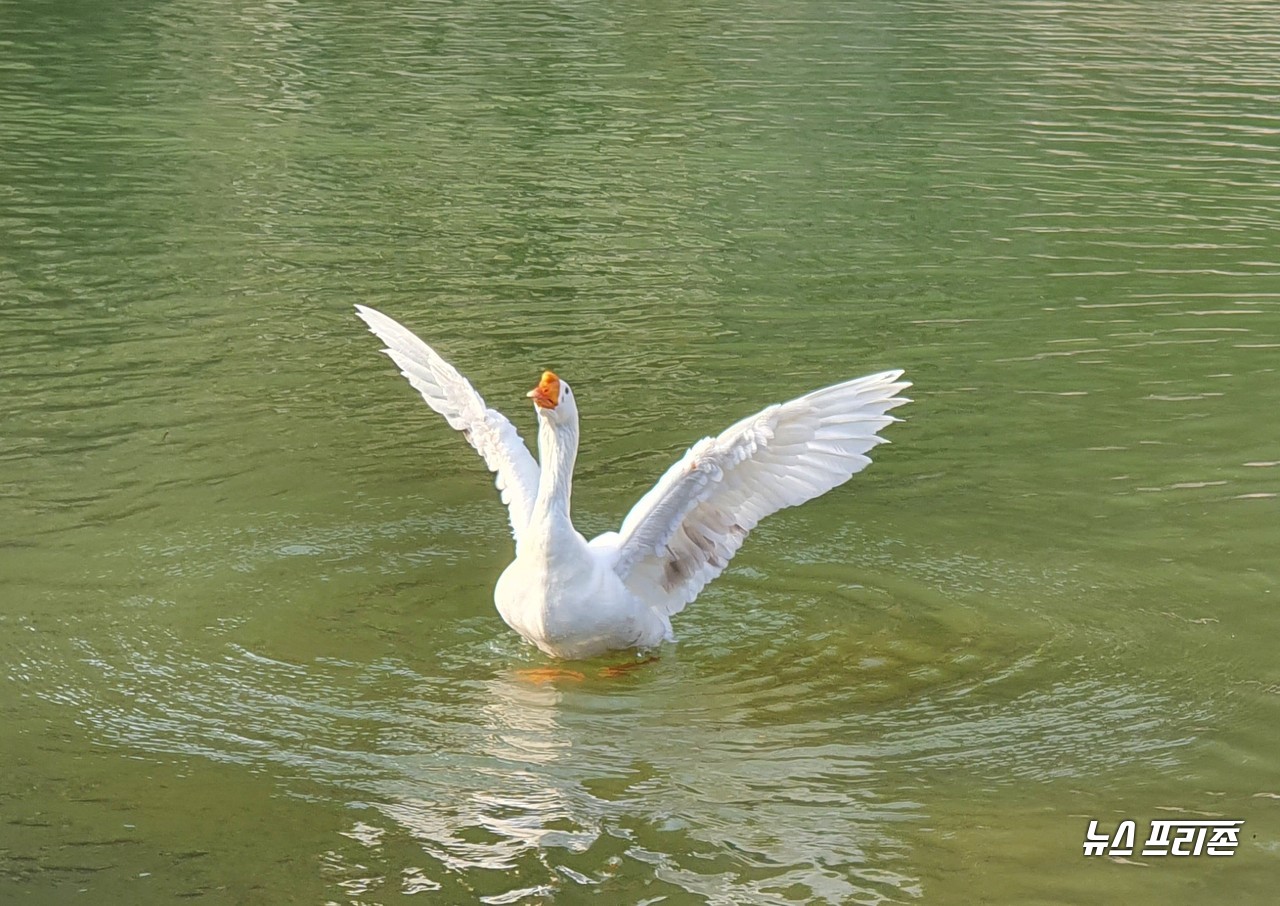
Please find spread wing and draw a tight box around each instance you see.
[355,305,539,541]
[609,370,910,616]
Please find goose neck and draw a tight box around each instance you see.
[533,415,577,523]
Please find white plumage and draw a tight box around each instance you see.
[356,305,910,659]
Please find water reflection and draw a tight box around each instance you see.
[21,605,1196,903]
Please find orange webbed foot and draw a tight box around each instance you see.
[515,667,587,685]
[598,656,660,678]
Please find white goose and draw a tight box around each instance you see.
[356,306,910,660]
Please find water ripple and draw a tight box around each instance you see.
[17,607,1199,904]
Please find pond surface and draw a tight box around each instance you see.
[2,1,1278,902]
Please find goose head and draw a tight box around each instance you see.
[527,370,577,426]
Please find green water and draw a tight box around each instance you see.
[3,1,1278,902]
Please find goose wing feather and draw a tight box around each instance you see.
[610,370,911,616]
[355,305,540,541]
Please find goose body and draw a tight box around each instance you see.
[356,305,910,659]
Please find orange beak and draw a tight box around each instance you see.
[527,371,561,409]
